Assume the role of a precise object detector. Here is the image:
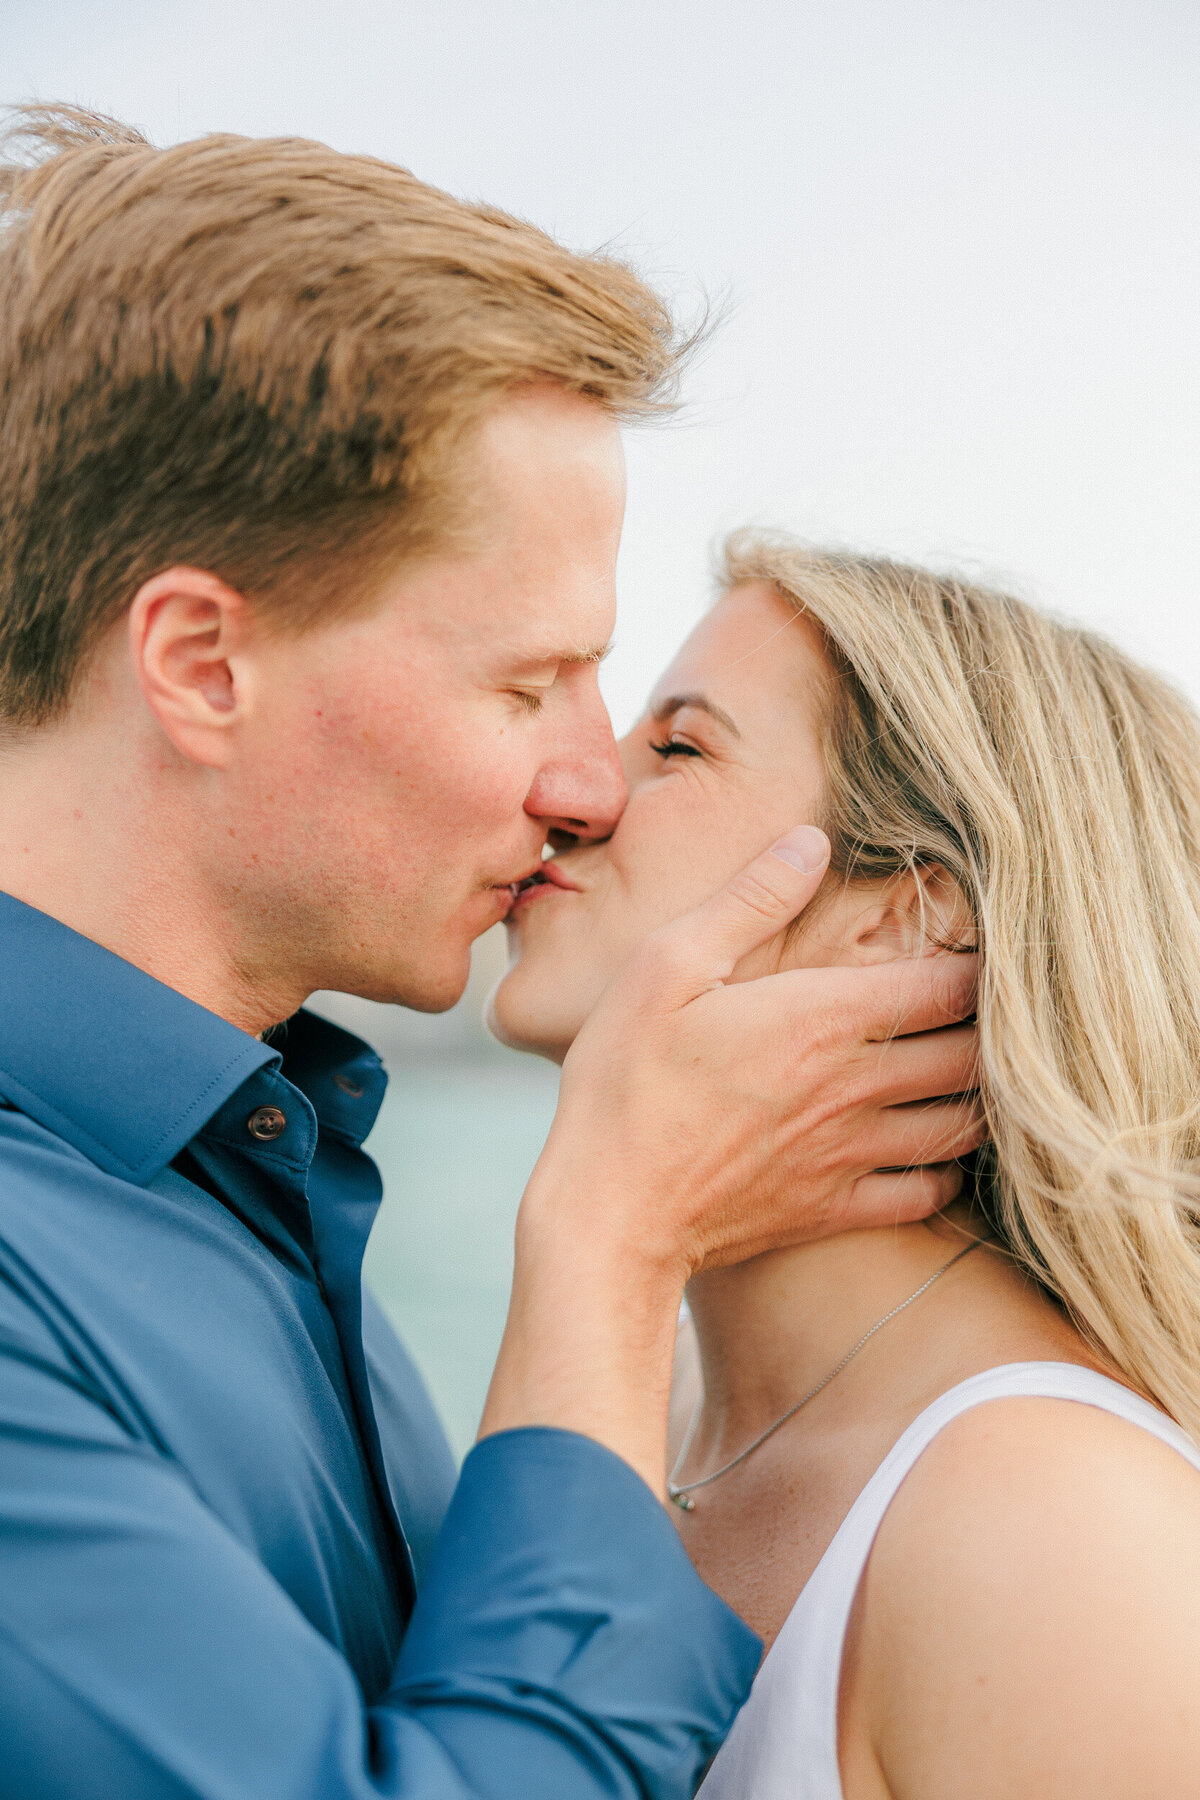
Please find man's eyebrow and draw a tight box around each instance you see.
[517,641,613,668]
[650,692,742,738]
[566,641,613,666]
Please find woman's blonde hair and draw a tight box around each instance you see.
[723,533,1200,1435]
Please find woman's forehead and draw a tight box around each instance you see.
[651,582,831,719]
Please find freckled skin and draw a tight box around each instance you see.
[208,389,630,1015]
[0,387,630,1028]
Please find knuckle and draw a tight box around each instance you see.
[935,955,978,1016]
[632,926,693,988]
[727,868,793,923]
[936,1162,965,1201]
[958,1116,989,1152]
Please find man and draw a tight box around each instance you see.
[0,106,981,1798]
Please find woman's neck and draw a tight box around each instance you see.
[683,1210,989,1459]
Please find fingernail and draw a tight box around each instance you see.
[770,826,830,873]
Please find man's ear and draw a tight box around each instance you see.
[845,864,975,964]
[128,567,256,768]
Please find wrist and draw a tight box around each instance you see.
[519,1142,696,1290]
[479,1178,687,1495]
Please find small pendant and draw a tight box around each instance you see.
[669,1489,696,1512]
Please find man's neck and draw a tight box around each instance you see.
[0,714,299,1037]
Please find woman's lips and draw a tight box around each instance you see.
[506,861,581,910]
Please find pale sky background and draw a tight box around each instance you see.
[6,0,1199,729]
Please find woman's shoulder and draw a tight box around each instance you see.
[886,1374,1200,1527]
[840,1379,1200,1797]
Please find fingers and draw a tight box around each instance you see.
[849,1163,966,1230]
[866,1023,981,1107]
[867,1095,987,1168]
[850,952,979,1040]
[658,825,831,980]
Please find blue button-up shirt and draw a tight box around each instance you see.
[0,892,758,1800]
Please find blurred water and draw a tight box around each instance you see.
[362,1059,560,1457]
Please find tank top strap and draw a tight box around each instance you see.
[699,1361,1200,1800]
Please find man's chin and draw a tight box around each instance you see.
[319,894,505,1013]
[391,960,473,1013]
[331,949,472,1015]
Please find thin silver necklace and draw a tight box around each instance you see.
[668,1240,983,1511]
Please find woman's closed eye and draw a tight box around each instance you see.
[650,738,702,760]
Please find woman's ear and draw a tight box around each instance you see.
[847,864,975,964]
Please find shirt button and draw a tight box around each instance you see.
[246,1105,287,1141]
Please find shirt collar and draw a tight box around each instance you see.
[0,890,382,1185]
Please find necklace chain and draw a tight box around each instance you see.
[668,1240,983,1511]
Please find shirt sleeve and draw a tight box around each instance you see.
[0,1316,759,1800]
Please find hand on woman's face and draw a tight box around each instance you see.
[489,580,961,1061]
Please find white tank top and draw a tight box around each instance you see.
[698,1361,1200,1800]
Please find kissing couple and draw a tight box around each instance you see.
[2,103,1199,1800]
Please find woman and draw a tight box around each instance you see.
[490,536,1200,1798]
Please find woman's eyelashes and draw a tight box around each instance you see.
[650,737,702,760]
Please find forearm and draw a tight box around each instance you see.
[2,1340,759,1800]
[396,1430,759,1796]
[479,1172,686,1494]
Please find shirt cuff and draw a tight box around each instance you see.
[392,1426,760,1795]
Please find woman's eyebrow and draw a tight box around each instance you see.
[651,693,742,739]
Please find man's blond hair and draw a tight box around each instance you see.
[0,104,688,724]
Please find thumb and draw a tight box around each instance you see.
[669,825,831,978]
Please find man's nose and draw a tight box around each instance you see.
[524,717,628,843]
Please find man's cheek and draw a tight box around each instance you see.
[447,750,537,835]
